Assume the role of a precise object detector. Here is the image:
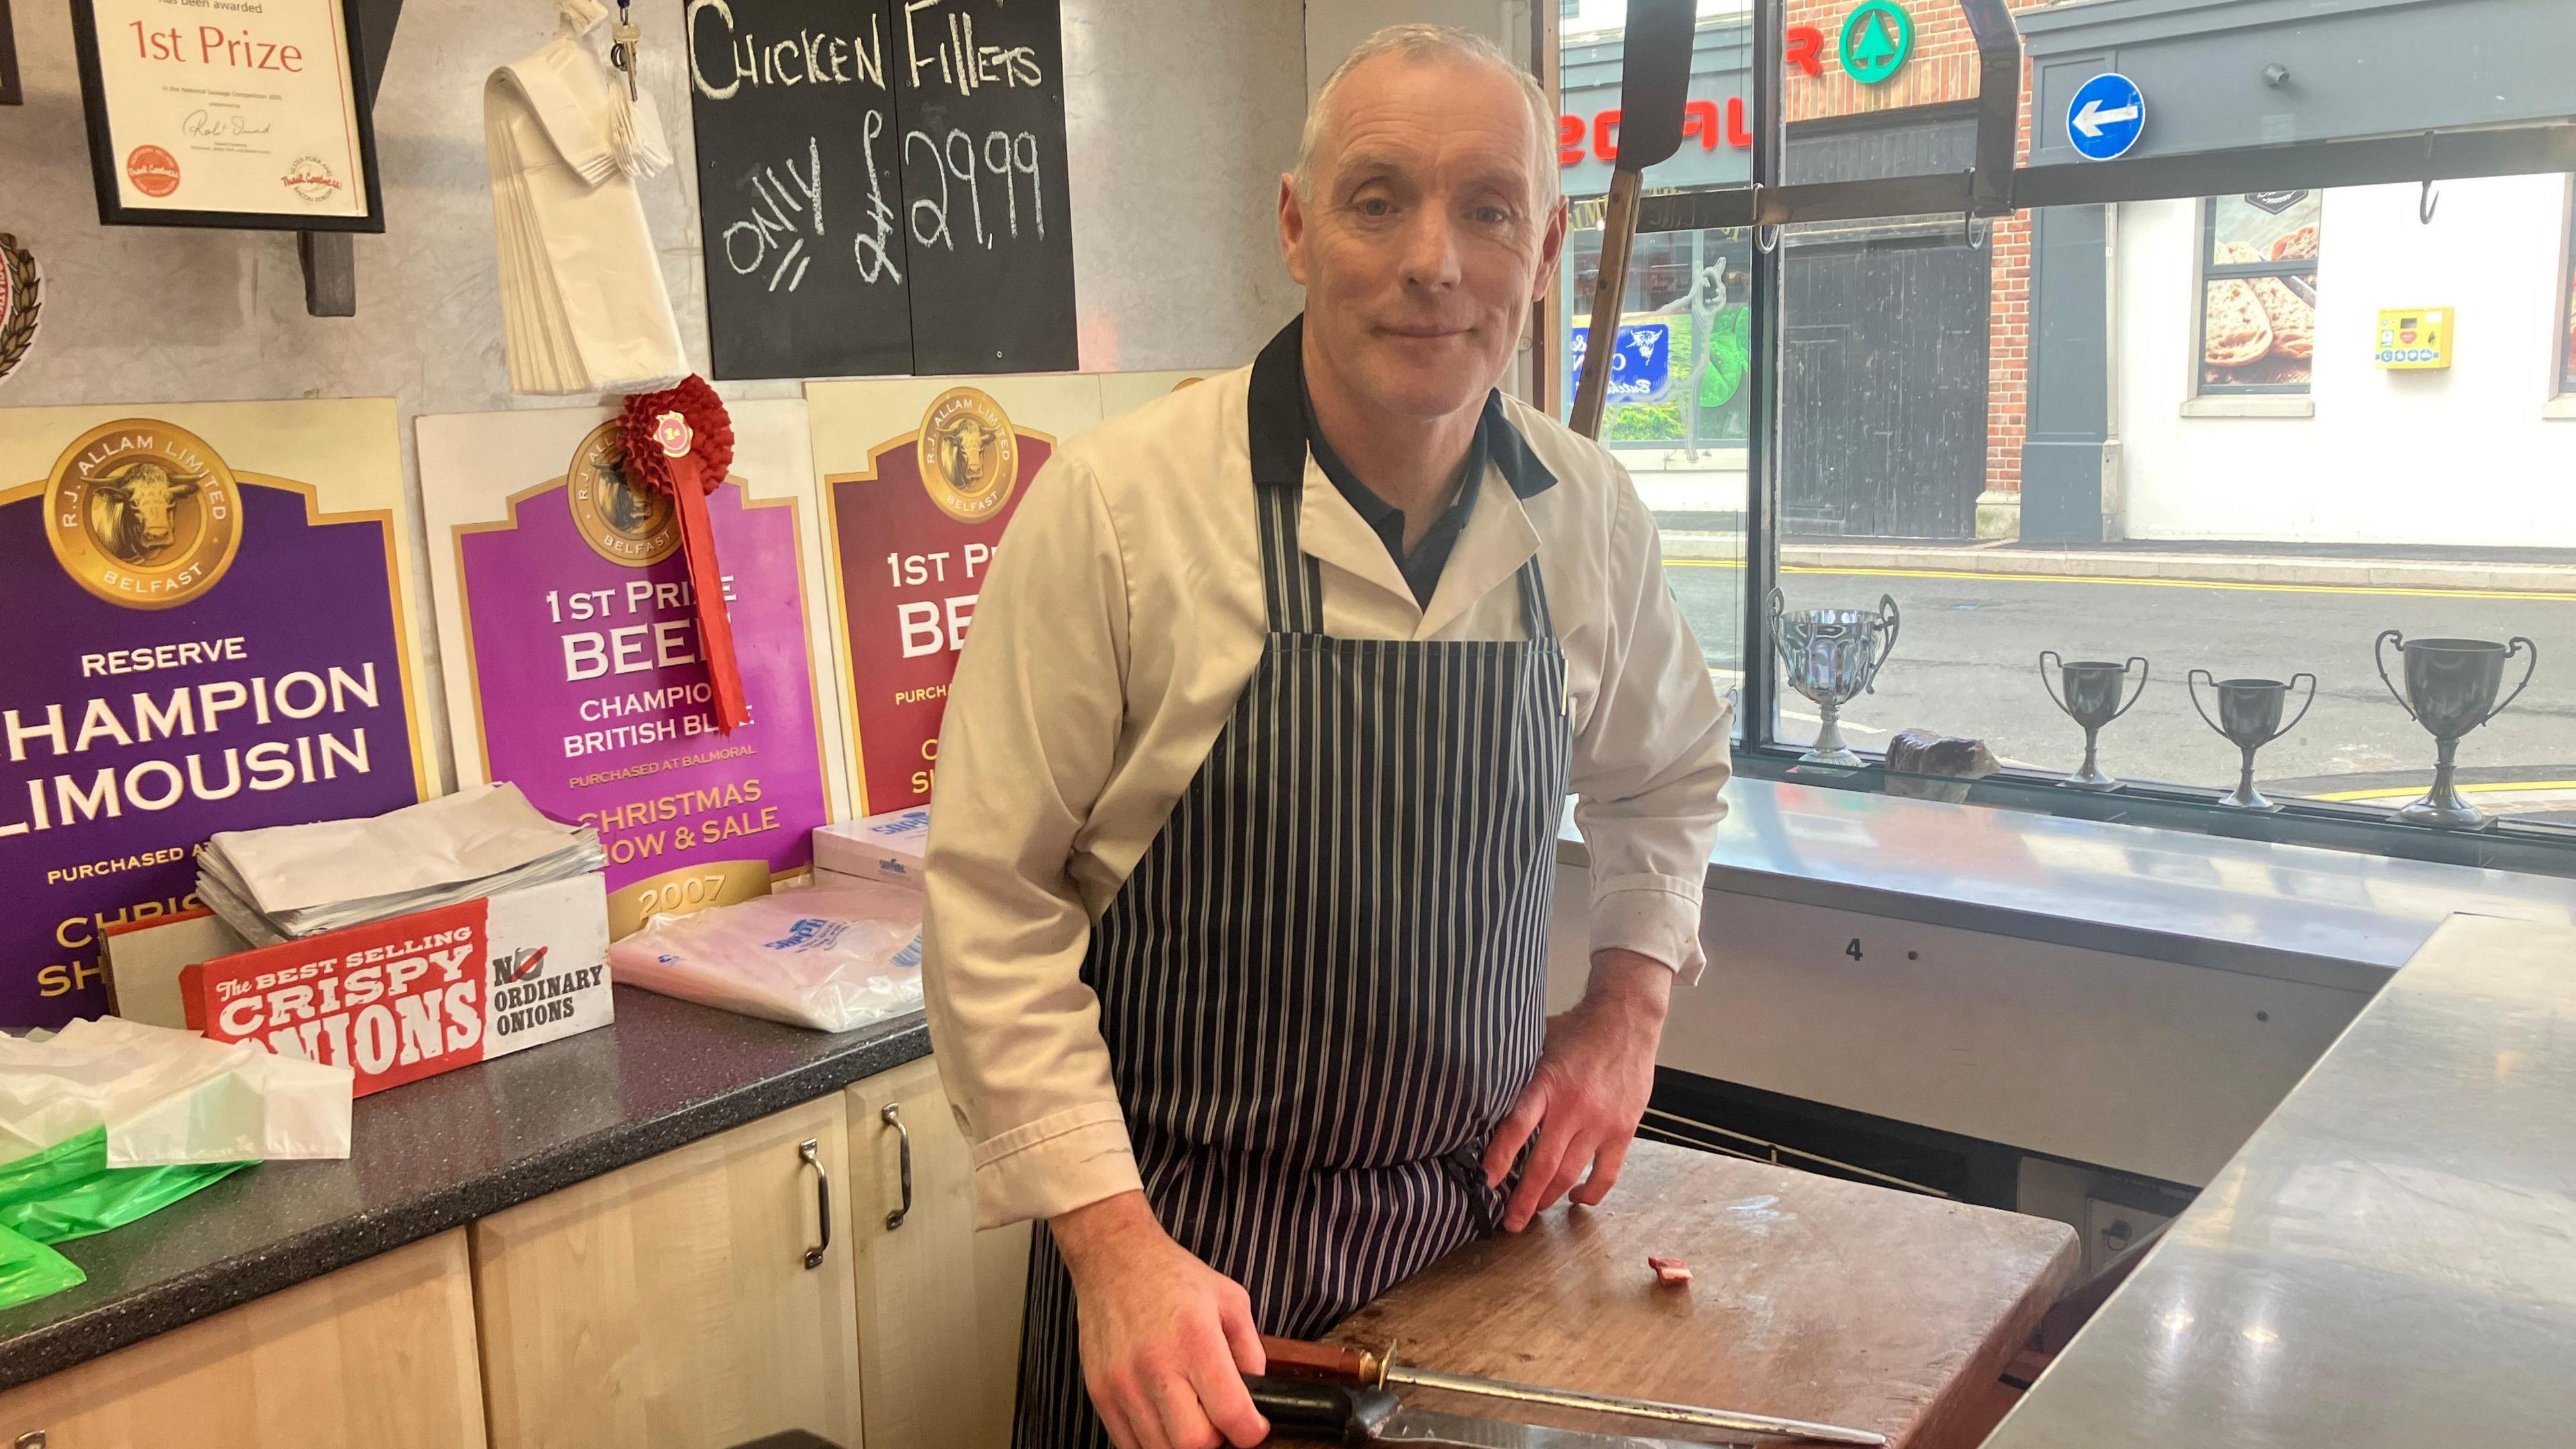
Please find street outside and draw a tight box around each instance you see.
[1661,551,2576,824]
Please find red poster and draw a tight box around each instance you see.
[826,388,1052,814]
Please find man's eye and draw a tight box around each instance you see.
[1356,197,1394,217]
[1474,207,1511,225]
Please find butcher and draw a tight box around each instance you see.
[924,23,1733,1449]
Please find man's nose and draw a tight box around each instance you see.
[1397,207,1464,290]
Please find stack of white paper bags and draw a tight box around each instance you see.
[484,9,685,394]
[196,782,604,946]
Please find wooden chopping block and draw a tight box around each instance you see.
[1273,1140,2076,1448]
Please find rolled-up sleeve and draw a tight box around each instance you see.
[1569,478,1733,984]
[922,452,1143,1229]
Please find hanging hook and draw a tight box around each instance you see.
[1754,223,1781,255]
[1964,209,1990,250]
[2418,179,2440,225]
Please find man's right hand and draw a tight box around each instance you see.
[1051,1190,1271,1449]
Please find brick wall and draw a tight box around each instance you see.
[1780,0,2047,502]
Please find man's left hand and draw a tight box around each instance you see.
[1482,949,1674,1232]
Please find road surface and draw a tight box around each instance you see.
[1663,559,2576,820]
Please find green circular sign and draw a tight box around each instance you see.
[1839,0,1913,86]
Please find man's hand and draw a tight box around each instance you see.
[1482,949,1674,1232]
[1051,1190,1269,1449]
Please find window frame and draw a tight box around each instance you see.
[1544,0,2576,876]
[2192,194,2320,398]
[2555,173,2576,402]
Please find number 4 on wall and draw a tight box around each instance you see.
[1845,938,1864,961]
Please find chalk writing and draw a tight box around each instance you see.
[904,127,1043,252]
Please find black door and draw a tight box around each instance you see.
[1778,111,1994,541]
[1782,232,1990,539]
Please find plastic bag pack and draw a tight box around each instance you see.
[609,883,925,1032]
[0,1016,353,1167]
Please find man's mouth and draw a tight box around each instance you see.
[1379,323,1472,341]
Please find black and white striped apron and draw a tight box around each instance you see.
[1014,325,1574,1448]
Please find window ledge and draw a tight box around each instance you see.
[1558,777,2576,996]
[2182,395,2316,419]
[2542,394,2576,421]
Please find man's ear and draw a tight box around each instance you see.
[1531,197,1569,303]
[1279,173,1310,287]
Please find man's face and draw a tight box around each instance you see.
[1282,54,1566,423]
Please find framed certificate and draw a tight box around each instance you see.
[68,0,384,229]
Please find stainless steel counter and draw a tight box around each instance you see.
[1566,778,2576,993]
[1984,914,2576,1448]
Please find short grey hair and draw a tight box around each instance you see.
[1294,23,1560,209]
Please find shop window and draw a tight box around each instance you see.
[1545,5,2575,864]
[2196,193,2320,395]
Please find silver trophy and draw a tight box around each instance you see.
[1768,588,1900,768]
[2188,670,2316,810]
[2374,631,2538,829]
[2040,652,2148,791]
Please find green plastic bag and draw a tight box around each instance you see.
[0,1221,85,1311]
[0,1126,252,1246]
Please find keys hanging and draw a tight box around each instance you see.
[608,0,639,101]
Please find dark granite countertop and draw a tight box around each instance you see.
[0,987,930,1391]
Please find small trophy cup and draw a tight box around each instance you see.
[2188,670,2316,810]
[2375,630,2538,829]
[2040,652,2148,791]
[1768,588,1900,768]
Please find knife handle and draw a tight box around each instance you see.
[1259,1334,1378,1386]
[1244,1377,1368,1443]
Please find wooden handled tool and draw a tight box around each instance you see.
[1567,0,1700,440]
[1258,1334,1887,1445]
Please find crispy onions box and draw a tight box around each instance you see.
[180,874,612,1097]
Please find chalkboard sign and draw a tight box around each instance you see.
[686,0,916,380]
[686,0,1077,380]
[889,0,1077,374]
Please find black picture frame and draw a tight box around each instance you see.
[1,0,22,108]
[66,0,387,231]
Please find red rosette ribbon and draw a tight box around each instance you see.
[617,376,749,733]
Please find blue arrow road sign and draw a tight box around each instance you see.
[1570,321,1674,405]
[2066,72,2145,162]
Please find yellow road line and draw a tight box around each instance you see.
[2311,780,2576,802]
[1663,557,2576,602]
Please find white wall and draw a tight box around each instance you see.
[2114,176,2576,547]
[1305,0,1529,97]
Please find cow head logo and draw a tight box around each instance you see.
[566,421,679,566]
[916,388,1019,523]
[45,419,242,609]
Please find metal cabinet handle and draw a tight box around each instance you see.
[799,1138,831,1270]
[881,1102,913,1230]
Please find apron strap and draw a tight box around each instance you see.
[1514,553,1556,645]
[1256,480,1326,634]
[1249,317,1325,635]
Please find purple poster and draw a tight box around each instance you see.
[454,423,830,938]
[0,417,423,1029]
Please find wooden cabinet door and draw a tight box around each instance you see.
[0,1230,486,1449]
[847,1057,1032,1449]
[472,1096,861,1449]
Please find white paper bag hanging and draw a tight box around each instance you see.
[484,0,686,394]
